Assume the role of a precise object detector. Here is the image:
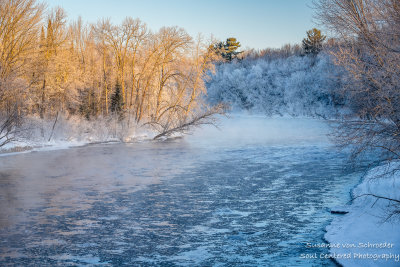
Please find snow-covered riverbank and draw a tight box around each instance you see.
[0,136,151,156]
[1,114,328,155]
[0,115,155,155]
[326,164,400,267]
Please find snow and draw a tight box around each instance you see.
[206,53,349,117]
[325,163,400,266]
[0,114,155,155]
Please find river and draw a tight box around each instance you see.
[0,116,367,266]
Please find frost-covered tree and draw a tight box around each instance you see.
[0,0,225,142]
[0,0,44,115]
[206,53,344,117]
[315,0,400,163]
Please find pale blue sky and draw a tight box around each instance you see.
[46,0,315,50]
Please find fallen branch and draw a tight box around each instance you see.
[353,193,400,204]
[152,103,227,140]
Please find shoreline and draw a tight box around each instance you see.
[325,163,400,266]
[0,136,154,157]
[0,140,114,157]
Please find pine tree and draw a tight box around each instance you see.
[110,81,124,115]
[214,37,242,61]
[302,28,326,55]
[224,37,241,61]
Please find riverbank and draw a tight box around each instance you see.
[0,115,156,155]
[0,136,154,156]
[1,114,328,155]
[326,163,400,266]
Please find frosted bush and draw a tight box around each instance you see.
[206,53,347,118]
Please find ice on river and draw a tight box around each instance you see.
[0,115,368,266]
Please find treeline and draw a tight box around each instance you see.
[0,0,223,145]
[207,52,346,117]
[206,28,346,117]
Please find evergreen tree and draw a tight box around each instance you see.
[302,28,326,55]
[225,37,241,61]
[214,37,242,61]
[110,81,124,115]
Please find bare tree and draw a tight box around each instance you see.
[0,0,44,114]
[315,0,400,160]
[0,106,19,147]
[315,0,400,211]
[0,0,226,144]
[141,35,224,138]
[93,17,146,109]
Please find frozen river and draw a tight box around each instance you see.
[0,116,367,266]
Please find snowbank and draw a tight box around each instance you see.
[0,115,155,155]
[325,164,400,266]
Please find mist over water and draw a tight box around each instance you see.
[187,114,330,147]
[0,115,366,266]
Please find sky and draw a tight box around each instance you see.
[45,0,316,50]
